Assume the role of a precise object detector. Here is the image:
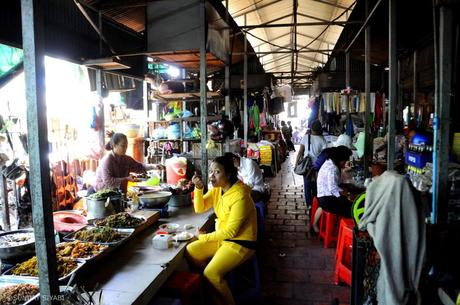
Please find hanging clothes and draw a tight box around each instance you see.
[249,104,261,135]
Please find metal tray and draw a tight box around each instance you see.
[55,241,108,261]
[2,259,85,283]
[0,229,35,261]
[0,275,39,304]
[88,215,146,229]
[63,226,134,246]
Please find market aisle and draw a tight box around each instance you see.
[259,150,350,305]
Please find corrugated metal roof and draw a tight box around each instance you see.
[227,0,356,86]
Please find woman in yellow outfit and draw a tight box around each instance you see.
[186,156,257,305]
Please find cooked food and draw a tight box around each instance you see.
[74,226,123,243]
[0,284,39,305]
[12,256,77,278]
[57,241,106,259]
[94,212,143,228]
[87,189,121,201]
[0,232,34,248]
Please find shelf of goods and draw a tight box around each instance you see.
[146,91,224,163]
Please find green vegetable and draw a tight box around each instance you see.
[87,189,121,200]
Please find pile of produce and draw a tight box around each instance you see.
[74,227,123,243]
[12,255,77,278]
[0,284,39,305]
[87,189,121,201]
[168,178,194,195]
[94,212,143,228]
[0,231,34,248]
[57,241,106,259]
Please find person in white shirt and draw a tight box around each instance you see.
[312,146,353,232]
[225,153,265,202]
[295,120,327,209]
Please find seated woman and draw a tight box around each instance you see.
[93,133,162,194]
[186,156,257,305]
[312,146,353,232]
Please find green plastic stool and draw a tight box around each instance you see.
[352,192,366,225]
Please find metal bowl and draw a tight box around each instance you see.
[138,191,172,209]
[0,229,36,260]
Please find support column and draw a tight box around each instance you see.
[96,69,105,153]
[434,3,453,224]
[20,0,59,302]
[387,0,397,170]
[0,176,10,231]
[200,0,208,186]
[364,0,372,178]
[345,52,351,132]
[413,51,417,123]
[244,14,248,148]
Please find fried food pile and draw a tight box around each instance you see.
[57,241,106,259]
[12,256,77,278]
[0,284,39,305]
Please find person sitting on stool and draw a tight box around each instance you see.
[224,152,266,203]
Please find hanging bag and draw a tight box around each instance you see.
[294,134,314,177]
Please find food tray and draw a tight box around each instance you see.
[2,259,85,283]
[0,276,39,304]
[88,215,146,229]
[56,241,108,261]
[63,226,134,246]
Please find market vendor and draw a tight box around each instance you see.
[186,156,257,305]
[93,132,163,194]
[224,152,266,202]
[374,121,407,161]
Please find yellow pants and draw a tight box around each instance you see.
[186,240,255,305]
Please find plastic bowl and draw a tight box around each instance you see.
[159,223,180,233]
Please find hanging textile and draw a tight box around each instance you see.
[249,104,261,135]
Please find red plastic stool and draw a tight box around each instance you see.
[335,218,355,260]
[335,219,354,286]
[164,272,201,305]
[318,211,340,248]
[310,197,319,227]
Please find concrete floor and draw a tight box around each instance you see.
[259,150,350,305]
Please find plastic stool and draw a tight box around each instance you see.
[335,219,354,286]
[319,211,340,248]
[227,254,261,304]
[255,201,265,242]
[336,218,355,261]
[310,197,319,227]
[163,272,201,305]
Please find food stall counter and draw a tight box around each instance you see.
[79,207,214,305]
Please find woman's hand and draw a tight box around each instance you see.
[192,171,204,190]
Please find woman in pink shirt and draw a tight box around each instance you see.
[93,133,162,193]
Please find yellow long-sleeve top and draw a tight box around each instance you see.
[193,181,257,242]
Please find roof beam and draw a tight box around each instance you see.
[298,53,327,64]
[247,0,277,65]
[297,31,335,45]
[312,0,350,10]
[233,0,280,18]
[242,20,362,30]
[262,53,292,66]
[291,0,298,84]
[254,31,291,48]
[298,12,344,26]
[233,49,336,55]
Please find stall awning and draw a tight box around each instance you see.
[0,43,23,88]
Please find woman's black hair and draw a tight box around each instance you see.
[328,145,352,168]
[105,133,127,151]
[212,155,239,185]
